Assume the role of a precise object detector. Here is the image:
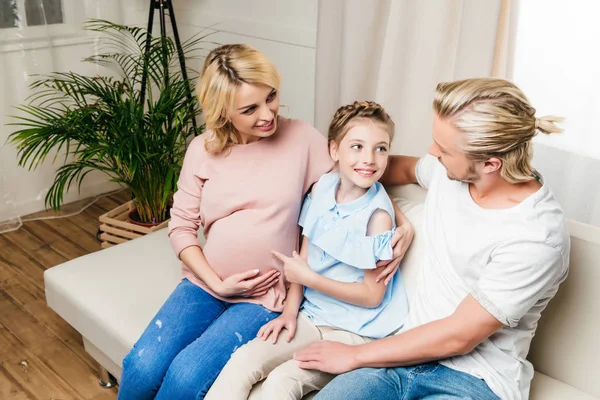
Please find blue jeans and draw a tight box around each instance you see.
[315,363,500,400]
[117,279,279,400]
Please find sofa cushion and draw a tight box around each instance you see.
[530,372,598,400]
[253,371,600,400]
[527,220,600,397]
[390,197,424,309]
[45,228,183,375]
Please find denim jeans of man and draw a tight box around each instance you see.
[117,279,279,400]
[315,363,500,400]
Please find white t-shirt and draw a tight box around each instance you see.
[405,155,570,400]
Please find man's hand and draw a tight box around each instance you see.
[272,250,316,286]
[294,341,358,374]
[213,269,280,298]
[376,222,414,284]
[294,295,504,375]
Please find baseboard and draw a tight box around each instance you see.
[2,180,123,221]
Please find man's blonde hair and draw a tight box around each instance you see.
[197,44,280,154]
[433,78,563,183]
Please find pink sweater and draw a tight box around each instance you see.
[168,117,333,311]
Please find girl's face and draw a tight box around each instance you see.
[229,83,280,144]
[330,121,391,189]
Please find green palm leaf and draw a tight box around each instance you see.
[8,19,206,221]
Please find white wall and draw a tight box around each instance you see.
[0,0,318,222]
[174,0,318,124]
[0,0,149,223]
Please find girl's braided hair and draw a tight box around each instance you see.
[327,101,395,148]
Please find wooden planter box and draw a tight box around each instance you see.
[98,201,170,248]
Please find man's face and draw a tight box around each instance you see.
[429,113,480,183]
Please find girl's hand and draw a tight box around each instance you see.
[257,311,298,343]
[214,269,280,298]
[271,251,316,286]
[375,222,415,285]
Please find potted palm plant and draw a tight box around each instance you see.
[9,19,205,228]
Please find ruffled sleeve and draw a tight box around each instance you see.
[299,173,396,270]
[310,226,395,270]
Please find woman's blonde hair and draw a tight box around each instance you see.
[433,78,563,183]
[197,44,281,154]
[328,101,395,149]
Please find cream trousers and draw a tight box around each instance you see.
[205,312,371,400]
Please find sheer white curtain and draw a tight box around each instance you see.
[0,1,136,233]
[314,0,506,156]
[0,0,80,233]
[507,0,600,227]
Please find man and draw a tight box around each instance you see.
[295,78,570,400]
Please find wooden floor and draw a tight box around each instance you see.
[0,190,131,400]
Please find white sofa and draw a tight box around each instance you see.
[44,184,600,399]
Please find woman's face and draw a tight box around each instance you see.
[229,83,279,144]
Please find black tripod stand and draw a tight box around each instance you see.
[140,0,199,135]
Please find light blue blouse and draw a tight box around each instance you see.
[298,172,409,339]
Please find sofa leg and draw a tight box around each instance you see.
[99,366,117,388]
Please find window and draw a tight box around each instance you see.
[511,0,600,226]
[25,0,64,26]
[1,0,63,29]
[0,0,83,44]
[0,0,19,29]
[512,0,600,161]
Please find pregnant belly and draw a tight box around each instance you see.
[202,219,297,279]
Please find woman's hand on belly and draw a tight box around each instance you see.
[214,268,280,298]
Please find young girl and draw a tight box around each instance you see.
[206,101,410,400]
